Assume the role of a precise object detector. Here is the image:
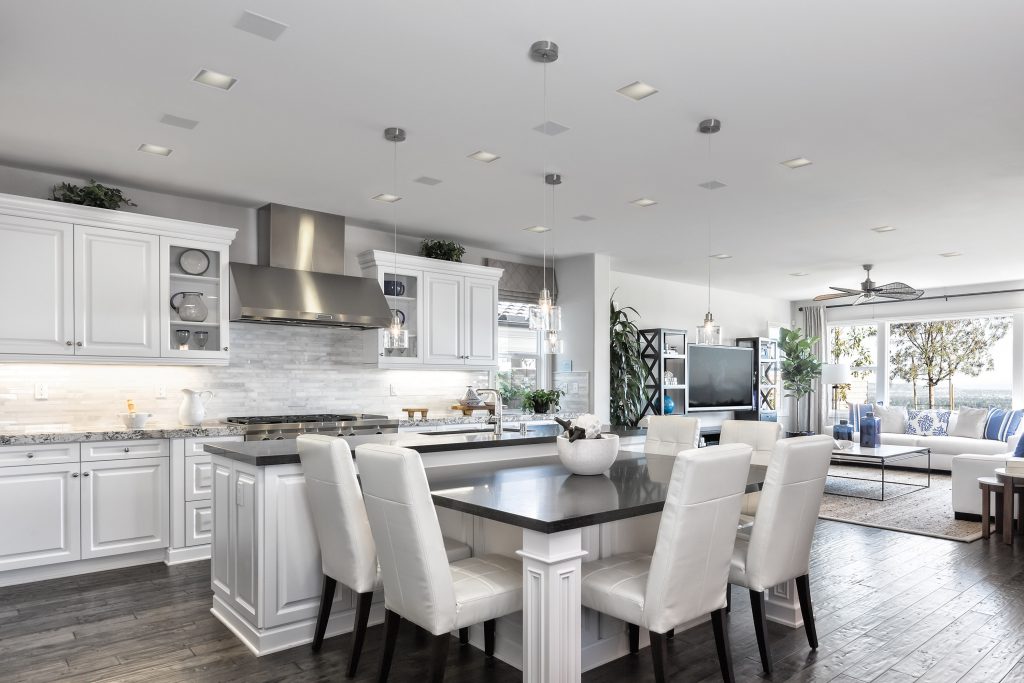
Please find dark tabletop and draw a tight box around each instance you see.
[204,425,562,466]
[429,453,768,534]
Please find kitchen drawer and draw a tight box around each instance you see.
[183,435,243,457]
[82,439,168,462]
[185,501,212,546]
[185,455,212,501]
[0,442,80,468]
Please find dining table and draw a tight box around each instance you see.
[429,450,768,682]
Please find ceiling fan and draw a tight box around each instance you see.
[813,264,924,305]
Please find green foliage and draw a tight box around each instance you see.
[496,372,531,407]
[609,295,645,427]
[780,327,823,432]
[50,179,137,210]
[419,239,466,262]
[830,325,877,403]
[889,317,1011,409]
[521,388,564,414]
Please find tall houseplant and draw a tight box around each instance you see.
[610,296,645,427]
[779,327,823,435]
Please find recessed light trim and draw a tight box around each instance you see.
[781,157,813,169]
[159,114,199,130]
[193,69,238,90]
[940,251,963,258]
[533,120,570,136]
[413,176,443,186]
[698,180,727,190]
[616,81,658,101]
[709,253,732,260]
[371,193,401,203]
[468,150,500,163]
[138,143,172,156]
[572,214,596,222]
[630,198,657,207]
[872,225,897,233]
[235,11,288,41]
[789,272,810,277]
[524,225,550,233]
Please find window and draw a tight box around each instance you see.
[828,324,878,413]
[888,316,1012,410]
[495,301,544,410]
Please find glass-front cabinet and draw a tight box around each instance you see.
[160,237,230,362]
[379,266,423,364]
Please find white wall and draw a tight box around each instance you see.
[555,254,611,420]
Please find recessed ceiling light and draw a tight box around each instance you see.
[468,150,500,163]
[159,114,199,130]
[371,193,401,203]
[872,225,897,233]
[235,11,288,41]
[137,143,172,156]
[699,180,727,190]
[413,176,443,186]
[709,253,732,260]
[524,225,550,233]
[193,69,238,90]
[572,214,596,222]
[616,81,658,101]
[789,272,810,277]
[780,157,813,169]
[630,198,657,207]
[940,251,963,258]
[533,121,570,136]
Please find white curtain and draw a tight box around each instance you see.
[804,305,828,434]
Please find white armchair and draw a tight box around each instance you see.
[951,432,1023,518]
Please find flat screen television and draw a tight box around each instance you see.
[686,345,756,412]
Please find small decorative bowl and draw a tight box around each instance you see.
[556,433,619,475]
[118,412,152,430]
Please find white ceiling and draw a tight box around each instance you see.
[3,0,1023,301]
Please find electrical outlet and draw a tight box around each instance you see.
[155,385,167,399]
[34,383,48,400]
[389,384,397,396]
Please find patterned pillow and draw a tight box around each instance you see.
[906,409,951,436]
[985,409,1024,442]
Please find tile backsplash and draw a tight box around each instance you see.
[0,323,487,428]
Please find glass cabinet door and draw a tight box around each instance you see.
[380,268,421,363]
[161,238,230,361]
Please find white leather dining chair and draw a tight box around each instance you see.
[580,444,754,683]
[297,435,471,677]
[728,434,833,674]
[719,420,782,467]
[354,443,523,683]
[644,415,701,455]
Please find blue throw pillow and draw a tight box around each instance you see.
[1015,435,1024,458]
[984,409,1023,442]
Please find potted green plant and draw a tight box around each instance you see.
[419,239,466,262]
[779,327,823,436]
[50,179,137,210]
[609,295,645,427]
[497,373,530,410]
[522,388,565,415]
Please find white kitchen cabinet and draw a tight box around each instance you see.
[359,250,501,369]
[80,456,168,559]
[74,225,161,357]
[0,214,75,355]
[185,501,213,547]
[0,462,81,571]
[160,236,231,361]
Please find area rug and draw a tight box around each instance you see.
[819,465,987,542]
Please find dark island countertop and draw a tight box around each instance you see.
[205,424,562,466]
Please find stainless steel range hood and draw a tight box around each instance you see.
[229,204,393,328]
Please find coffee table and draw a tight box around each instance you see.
[828,443,931,501]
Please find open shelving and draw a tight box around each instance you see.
[638,328,688,417]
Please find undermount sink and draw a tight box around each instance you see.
[422,427,523,436]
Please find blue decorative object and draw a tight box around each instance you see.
[833,419,853,442]
[984,408,1024,442]
[1014,435,1024,458]
[860,412,881,448]
[848,403,877,432]
[663,394,675,415]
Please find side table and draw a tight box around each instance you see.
[992,468,1024,545]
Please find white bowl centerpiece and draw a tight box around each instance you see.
[555,414,619,475]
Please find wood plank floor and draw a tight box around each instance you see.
[3,521,1024,682]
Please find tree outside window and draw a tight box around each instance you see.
[829,324,877,409]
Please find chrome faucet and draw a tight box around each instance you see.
[475,388,503,436]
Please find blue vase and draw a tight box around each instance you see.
[663,394,675,415]
[860,412,881,448]
[833,419,853,442]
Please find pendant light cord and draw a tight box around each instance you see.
[706,131,712,315]
[392,139,399,280]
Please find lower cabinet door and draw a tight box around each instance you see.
[0,462,81,571]
[81,457,169,559]
[185,501,212,547]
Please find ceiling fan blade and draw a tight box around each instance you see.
[850,294,871,306]
[875,281,919,295]
[829,286,864,295]
[814,292,857,301]
[878,289,924,301]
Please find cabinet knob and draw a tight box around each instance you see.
[71,472,79,478]
[65,341,72,346]
[123,447,130,453]
[76,341,83,347]
[223,346,229,351]
[83,472,90,477]
[26,453,33,459]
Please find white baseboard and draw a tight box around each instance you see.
[164,545,211,565]
[0,549,166,587]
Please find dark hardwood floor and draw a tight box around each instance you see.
[3,520,1024,682]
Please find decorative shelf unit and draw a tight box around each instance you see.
[735,336,779,422]
[161,240,230,362]
[638,328,688,417]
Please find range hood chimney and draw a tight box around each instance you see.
[229,204,393,328]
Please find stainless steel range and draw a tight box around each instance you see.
[225,413,399,441]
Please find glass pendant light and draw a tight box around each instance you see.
[696,118,723,345]
[383,127,409,350]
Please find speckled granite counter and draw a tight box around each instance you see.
[0,422,247,446]
[397,412,580,428]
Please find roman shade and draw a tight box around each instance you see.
[485,258,557,304]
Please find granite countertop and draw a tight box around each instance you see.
[0,421,247,446]
[205,424,564,466]
[397,412,581,428]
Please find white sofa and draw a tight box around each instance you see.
[951,432,1022,518]
[851,431,1013,472]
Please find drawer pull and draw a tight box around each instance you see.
[26,453,34,459]
[83,472,90,477]
[124,447,130,453]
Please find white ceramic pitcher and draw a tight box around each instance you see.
[179,389,214,426]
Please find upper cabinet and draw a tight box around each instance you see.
[359,250,502,369]
[0,193,236,365]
